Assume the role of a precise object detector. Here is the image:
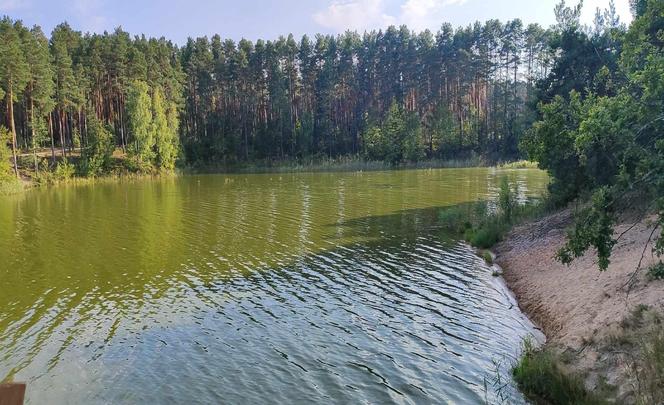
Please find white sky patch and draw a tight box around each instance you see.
[314,0,634,34]
[0,0,29,11]
[70,0,110,33]
[313,0,396,32]
[314,0,470,33]
[400,0,469,32]
[579,0,633,26]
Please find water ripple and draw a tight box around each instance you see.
[0,168,549,404]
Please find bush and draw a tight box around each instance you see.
[438,204,476,234]
[53,160,75,182]
[124,156,154,174]
[0,126,14,182]
[648,262,664,281]
[466,219,509,249]
[513,339,608,405]
[499,176,517,223]
[80,117,114,177]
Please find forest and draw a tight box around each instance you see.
[0,1,624,178]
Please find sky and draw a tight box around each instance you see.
[0,0,633,44]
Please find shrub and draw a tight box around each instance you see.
[80,117,114,177]
[53,160,75,182]
[466,219,509,249]
[481,250,493,264]
[0,126,14,182]
[499,176,517,223]
[513,339,608,405]
[648,262,664,281]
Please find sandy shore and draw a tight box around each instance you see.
[495,209,664,401]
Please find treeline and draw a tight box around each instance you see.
[180,19,554,164]
[0,5,572,176]
[0,0,637,180]
[522,0,663,270]
[0,19,183,180]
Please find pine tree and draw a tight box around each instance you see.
[50,23,78,158]
[21,25,55,172]
[0,18,30,178]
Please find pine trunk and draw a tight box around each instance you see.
[8,86,19,178]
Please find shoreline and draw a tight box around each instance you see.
[494,209,664,402]
[2,171,178,197]
[2,159,537,196]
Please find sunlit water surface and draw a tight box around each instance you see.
[0,168,548,404]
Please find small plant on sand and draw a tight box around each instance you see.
[619,308,664,404]
[481,250,493,265]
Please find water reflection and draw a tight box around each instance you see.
[0,168,548,404]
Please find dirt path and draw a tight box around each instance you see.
[495,209,664,401]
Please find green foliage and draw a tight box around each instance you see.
[152,88,180,171]
[499,160,539,169]
[363,101,425,165]
[481,250,494,264]
[426,104,458,157]
[557,187,617,271]
[513,338,609,405]
[54,159,75,181]
[0,127,13,182]
[438,183,545,250]
[648,262,664,281]
[466,219,510,249]
[80,114,114,177]
[525,0,664,271]
[522,92,588,206]
[126,80,155,167]
[499,177,517,223]
[0,18,29,98]
[438,204,478,235]
[363,125,385,161]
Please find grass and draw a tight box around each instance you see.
[187,155,489,174]
[439,176,552,250]
[512,339,609,405]
[499,160,540,169]
[438,198,548,250]
[614,306,664,404]
[635,323,664,404]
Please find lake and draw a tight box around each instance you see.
[0,168,548,404]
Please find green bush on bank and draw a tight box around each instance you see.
[439,176,546,250]
[465,218,511,249]
[513,339,608,405]
[0,126,22,195]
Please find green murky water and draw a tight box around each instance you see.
[0,168,548,404]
